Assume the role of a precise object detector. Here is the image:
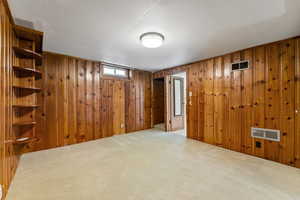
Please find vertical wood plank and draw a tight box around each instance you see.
[100,79,106,138]
[57,55,67,146]
[140,73,145,129]
[144,73,152,129]
[187,64,199,140]
[229,52,242,152]
[108,80,114,136]
[203,59,214,144]
[165,75,171,132]
[295,38,300,168]
[130,74,136,132]
[45,53,59,148]
[279,40,295,166]
[241,49,254,155]
[125,81,131,133]
[76,60,87,142]
[252,46,266,157]
[67,57,77,145]
[222,55,231,149]
[213,57,224,146]
[101,80,108,137]
[86,61,94,141]
[113,80,125,135]
[197,63,205,141]
[94,62,101,139]
[264,43,281,161]
[135,72,141,131]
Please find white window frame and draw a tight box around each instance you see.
[102,64,129,78]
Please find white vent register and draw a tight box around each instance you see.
[251,128,280,142]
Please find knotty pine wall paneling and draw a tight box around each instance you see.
[154,37,300,168]
[264,43,281,161]
[187,63,202,140]
[144,72,152,129]
[113,79,126,135]
[221,55,231,149]
[252,46,266,157]
[125,78,136,132]
[279,40,296,165]
[31,52,152,152]
[0,0,18,198]
[125,70,152,133]
[240,49,253,155]
[295,38,300,168]
[229,52,242,152]
[203,59,215,145]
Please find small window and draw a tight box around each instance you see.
[116,69,127,77]
[103,67,115,76]
[173,78,184,116]
[102,65,129,78]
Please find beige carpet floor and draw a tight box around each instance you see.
[7,128,300,200]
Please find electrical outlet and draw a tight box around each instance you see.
[255,141,261,148]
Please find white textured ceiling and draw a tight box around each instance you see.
[8,0,300,71]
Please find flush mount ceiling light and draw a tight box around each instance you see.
[140,32,165,48]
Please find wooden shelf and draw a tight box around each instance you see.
[13,85,41,92]
[14,25,43,53]
[13,47,42,65]
[13,137,38,145]
[11,26,43,151]
[13,66,42,79]
[12,104,39,109]
[13,121,37,127]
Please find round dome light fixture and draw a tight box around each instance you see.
[140,32,165,48]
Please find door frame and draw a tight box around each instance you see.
[165,72,187,132]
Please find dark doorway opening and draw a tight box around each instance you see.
[153,78,165,130]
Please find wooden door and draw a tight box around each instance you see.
[166,76,185,131]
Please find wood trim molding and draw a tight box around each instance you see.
[2,0,15,25]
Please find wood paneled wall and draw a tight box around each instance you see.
[153,78,165,125]
[0,0,18,198]
[154,37,300,168]
[27,52,152,152]
[296,38,300,167]
[153,65,188,79]
[125,70,152,133]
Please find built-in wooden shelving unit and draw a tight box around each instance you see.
[13,137,38,145]
[13,122,37,127]
[13,47,42,65]
[13,85,42,92]
[12,104,40,109]
[13,66,42,79]
[14,25,43,53]
[12,24,43,147]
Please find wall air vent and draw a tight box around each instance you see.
[232,61,249,71]
[251,127,280,142]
